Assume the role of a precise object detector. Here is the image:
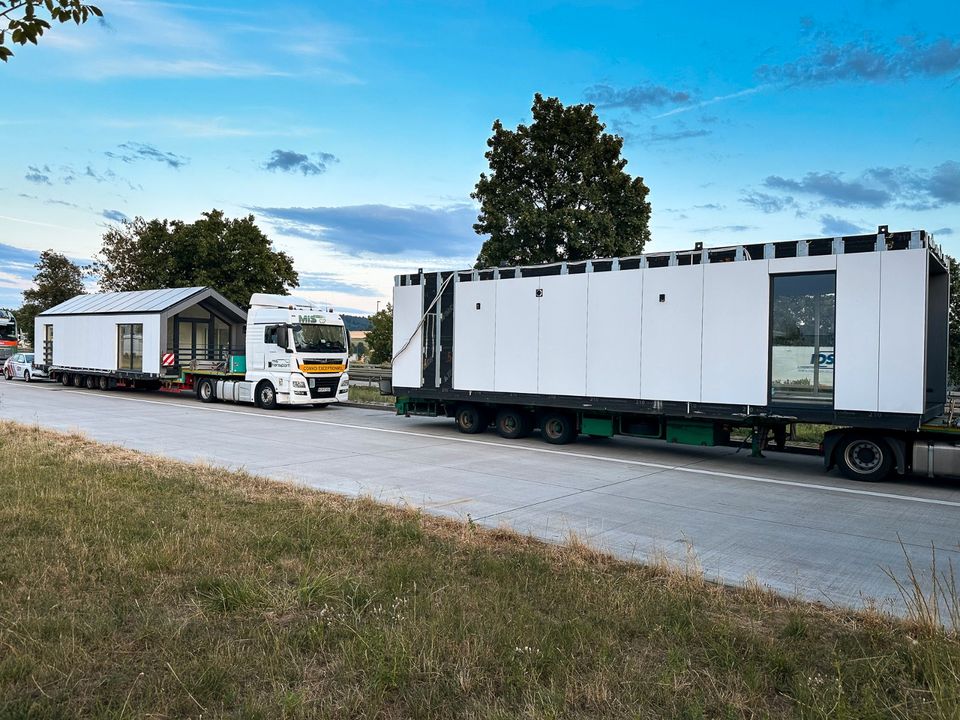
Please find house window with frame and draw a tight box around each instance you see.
[117,323,143,371]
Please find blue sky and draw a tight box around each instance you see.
[1,0,958,311]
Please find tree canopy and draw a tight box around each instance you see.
[95,210,299,309]
[365,303,393,364]
[0,1,102,62]
[17,249,86,344]
[472,93,651,269]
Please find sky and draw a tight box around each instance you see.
[1,0,958,312]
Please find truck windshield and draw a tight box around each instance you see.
[293,324,346,353]
[0,322,15,342]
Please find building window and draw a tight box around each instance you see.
[118,324,143,371]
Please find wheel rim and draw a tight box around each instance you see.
[199,382,212,400]
[545,419,563,439]
[460,411,475,430]
[844,440,883,474]
[24,372,30,382]
[260,386,275,405]
[503,415,517,432]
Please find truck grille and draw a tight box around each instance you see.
[308,377,340,399]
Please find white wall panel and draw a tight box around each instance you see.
[41,313,160,373]
[878,249,928,413]
[834,253,881,411]
[586,269,642,398]
[453,280,497,391]
[494,277,540,393]
[701,261,769,405]
[538,274,588,396]
[640,264,704,402]
[392,284,424,389]
[769,255,837,274]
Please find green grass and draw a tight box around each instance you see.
[1,421,959,718]
[347,384,395,405]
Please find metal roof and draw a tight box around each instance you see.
[40,287,208,316]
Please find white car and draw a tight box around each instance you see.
[2,352,45,382]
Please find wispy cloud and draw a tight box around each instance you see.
[741,191,800,214]
[691,224,758,233]
[820,214,862,235]
[105,142,189,169]
[24,165,52,185]
[758,36,960,86]
[654,85,767,118]
[254,203,481,257]
[584,83,691,112]
[102,209,130,223]
[263,150,338,176]
[298,272,380,297]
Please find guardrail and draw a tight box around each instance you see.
[349,362,392,384]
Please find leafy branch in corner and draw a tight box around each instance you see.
[0,0,102,62]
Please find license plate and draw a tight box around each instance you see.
[301,364,344,373]
[317,387,332,393]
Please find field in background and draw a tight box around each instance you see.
[1,422,958,718]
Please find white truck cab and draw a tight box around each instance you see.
[213,293,350,408]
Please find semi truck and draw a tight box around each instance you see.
[34,287,350,408]
[0,309,18,360]
[390,227,960,482]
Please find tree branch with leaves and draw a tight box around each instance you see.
[0,0,102,62]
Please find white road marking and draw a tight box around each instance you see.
[7,384,960,510]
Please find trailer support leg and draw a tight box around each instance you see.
[751,424,765,458]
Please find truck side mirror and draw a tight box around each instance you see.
[276,325,288,349]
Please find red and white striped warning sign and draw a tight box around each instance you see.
[161,353,175,367]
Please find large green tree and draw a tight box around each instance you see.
[17,249,86,344]
[0,1,102,62]
[365,303,393,364]
[472,93,651,268]
[95,210,299,309]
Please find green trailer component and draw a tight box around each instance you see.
[229,355,246,373]
[666,419,729,447]
[581,415,615,437]
[396,398,441,417]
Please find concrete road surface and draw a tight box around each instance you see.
[3,380,959,616]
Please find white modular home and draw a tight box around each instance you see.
[35,287,247,383]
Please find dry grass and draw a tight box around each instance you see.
[347,385,395,406]
[1,420,959,719]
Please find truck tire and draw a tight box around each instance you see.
[98,376,110,391]
[455,404,486,434]
[541,413,576,445]
[257,381,278,410]
[61,373,71,386]
[196,377,216,403]
[838,435,893,482]
[495,407,532,439]
[72,374,84,388]
[85,375,96,390]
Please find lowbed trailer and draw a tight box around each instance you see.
[35,287,350,409]
[391,227,959,481]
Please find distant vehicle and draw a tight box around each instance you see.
[0,309,17,361]
[3,352,44,382]
[33,287,350,408]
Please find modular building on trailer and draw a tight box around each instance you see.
[35,288,351,408]
[392,227,958,481]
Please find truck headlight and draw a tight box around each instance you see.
[292,379,307,388]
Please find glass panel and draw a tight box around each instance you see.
[770,273,835,405]
[131,324,142,371]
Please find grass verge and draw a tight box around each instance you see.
[1,421,958,718]
[347,384,395,405]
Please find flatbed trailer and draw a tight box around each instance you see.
[391,227,958,481]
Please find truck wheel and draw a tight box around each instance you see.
[541,413,576,445]
[495,407,531,439]
[838,435,893,482]
[61,373,71,386]
[85,375,96,390]
[72,374,84,388]
[23,370,30,383]
[257,381,278,410]
[197,377,216,403]
[98,376,110,391]
[455,405,486,434]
